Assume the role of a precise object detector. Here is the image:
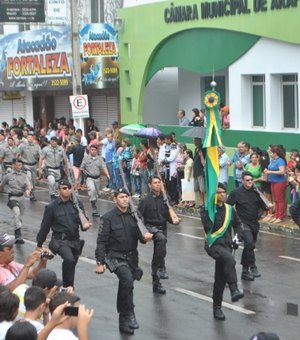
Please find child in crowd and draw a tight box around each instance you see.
[131,149,142,198]
[181,149,195,207]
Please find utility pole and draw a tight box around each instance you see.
[70,0,85,131]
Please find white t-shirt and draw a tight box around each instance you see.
[47,328,78,340]
[0,321,13,340]
[27,319,44,333]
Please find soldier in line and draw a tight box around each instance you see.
[38,136,68,200]
[201,183,244,321]
[18,131,41,201]
[0,136,18,174]
[79,144,110,217]
[0,158,31,243]
[95,188,153,335]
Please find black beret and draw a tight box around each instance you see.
[114,187,130,197]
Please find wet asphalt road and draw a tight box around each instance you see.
[0,187,300,340]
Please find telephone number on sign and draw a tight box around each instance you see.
[51,79,69,86]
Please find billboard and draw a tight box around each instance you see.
[80,24,119,89]
[0,0,45,23]
[0,26,73,91]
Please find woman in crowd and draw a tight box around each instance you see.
[245,152,263,189]
[112,139,123,190]
[175,143,187,206]
[181,149,195,207]
[139,140,149,195]
[189,108,204,127]
[119,138,133,193]
[264,145,287,223]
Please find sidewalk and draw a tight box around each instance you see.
[37,179,300,236]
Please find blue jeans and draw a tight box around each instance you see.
[133,175,141,195]
[113,167,122,189]
[106,162,116,189]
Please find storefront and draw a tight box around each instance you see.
[0,23,119,132]
[118,0,300,149]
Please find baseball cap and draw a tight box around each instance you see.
[28,131,35,136]
[50,136,58,142]
[249,332,280,340]
[114,187,130,197]
[32,269,62,289]
[58,179,71,188]
[222,106,230,113]
[112,121,118,126]
[217,145,226,152]
[0,233,15,248]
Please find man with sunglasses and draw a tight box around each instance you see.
[36,179,89,288]
[226,171,272,281]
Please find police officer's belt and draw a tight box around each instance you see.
[86,174,100,179]
[109,250,136,259]
[23,162,37,165]
[52,232,79,241]
[47,166,60,170]
[8,193,23,197]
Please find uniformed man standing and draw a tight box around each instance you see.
[18,131,41,201]
[138,175,177,294]
[36,179,91,288]
[0,136,18,174]
[79,144,110,217]
[0,158,31,243]
[226,171,271,281]
[95,188,153,335]
[201,183,244,321]
[38,136,68,200]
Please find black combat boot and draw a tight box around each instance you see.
[14,228,24,244]
[241,265,254,281]
[29,192,37,201]
[91,201,100,217]
[119,314,134,335]
[152,276,166,294]
[250,265,261,278]
[157,267,169,279]
[229,283,244,302]
[213,306,225,321]
[128,311,139,329]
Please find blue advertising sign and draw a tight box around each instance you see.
[79,23,119,89]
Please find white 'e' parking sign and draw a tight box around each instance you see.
[70,95,90,118]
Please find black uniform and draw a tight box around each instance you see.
[36,197,85,287]
[95,206,144,322]
[138,191,171,292]
[201,204,243,315]
[226,185,268,278]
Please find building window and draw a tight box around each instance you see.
[282,74,298,129]
[204,76,226,106]
[252,75,265,127]
[91,0,104,23]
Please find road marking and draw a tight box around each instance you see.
[260,230,300,241]
[279,255,300,262]
[176,233,204,240]
[175,287,256,315]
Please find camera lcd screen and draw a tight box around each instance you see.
[64,306,78,316]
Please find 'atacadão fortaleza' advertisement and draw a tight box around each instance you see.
[0,23,119,91]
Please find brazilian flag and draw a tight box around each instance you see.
[203,90,222,223]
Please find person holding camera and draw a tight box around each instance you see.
[36,179,90,288]
[200,183,244,321]
[0,233,49,292]
[95,187,153,335]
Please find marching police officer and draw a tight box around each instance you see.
[201,183,244,321]
[18,131,41,201]
[36,179,91,287]
[0,158,31,243]
[138,175,176,294]
[226,171,271,281]
[79,144,110,217]
[95,188,152,335]
[0,136,18,174]
[38,136,68,200]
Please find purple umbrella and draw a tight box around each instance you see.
[134,127,163,138]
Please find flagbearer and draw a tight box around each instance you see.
[200,183,244,321]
